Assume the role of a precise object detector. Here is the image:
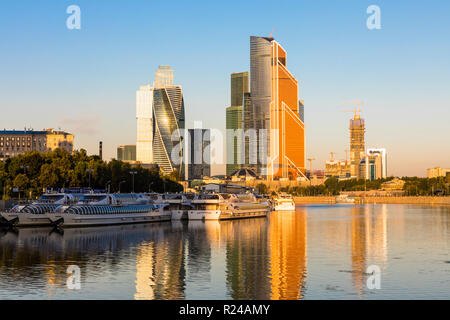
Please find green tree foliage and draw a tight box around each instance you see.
[256,183,269,195]
[0,149,182,199]
[280,176,450,196]
[402,176,449,196]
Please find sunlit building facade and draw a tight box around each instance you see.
[136,66,185,178]
[350,118,365,179]
[136,85,154,164]
[243,36,306,180]
[0,129,73,160]
[226,71,249,176]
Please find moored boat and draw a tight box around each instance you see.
[45,193,171,227]
[272,193,296,211]
[169,193,197,220]
[188,193,270,221]
[0,193,82,227]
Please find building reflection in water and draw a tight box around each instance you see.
[221,218,271,299]
[268,210,308,300]
[350,205,388,297]
[135,221,187,300]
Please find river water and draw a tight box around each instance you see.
[0,204,449,299]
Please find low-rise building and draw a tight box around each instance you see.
[427,167,450,178]
[117,145,136,163]
[0,128,74,160]
[325,160,350,179]
[381,178,405,191]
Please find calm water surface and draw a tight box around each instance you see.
[0,204,449,299]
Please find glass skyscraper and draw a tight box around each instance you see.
[243,36,306,180]
[226,72,249,176]
[136,66,185,178]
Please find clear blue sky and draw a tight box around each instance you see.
[1,0,449,176]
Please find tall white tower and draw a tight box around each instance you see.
[136,85,153,164]
[154,66,174,88]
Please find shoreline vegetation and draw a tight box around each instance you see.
[0,149,183,200]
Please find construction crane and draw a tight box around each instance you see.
[341,101,364,120]
[330,152,336,161]
[344,149,349,164]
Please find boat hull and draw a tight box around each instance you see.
[171,210,188,220]
[0,212,53,227]
[188,210,221,220]
[273,203,296,211]
[188,208,269,221]
[46,211,171,227]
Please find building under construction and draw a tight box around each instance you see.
[348,103,366,179]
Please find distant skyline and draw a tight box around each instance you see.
[1,0,449,177]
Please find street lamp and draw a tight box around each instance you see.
[106,180,111,194]
[118,180,126,193]
[86,168,94,190]
[130,171,137,193]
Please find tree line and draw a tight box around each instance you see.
[276,176,450,196]
[0,149,183,199]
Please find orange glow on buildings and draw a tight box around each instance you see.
[270,41,305,179]
[245,36,305,180]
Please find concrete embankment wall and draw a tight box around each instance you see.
[294,196,450,205]
[359,196,450,205]
[294,196,335,204]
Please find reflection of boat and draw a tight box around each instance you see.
[48,194,171,227]
[0,193,81,227]
[188,193,270,220]
[335,195,356,204]
[272,193,296,211]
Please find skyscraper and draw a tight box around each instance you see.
[349,109,365,178]
[243,36,306,180]
[136,85,153,164]
[364,148,387,180]
[188,129,211,180]
[136,66,185,178]
[226,72,249,176]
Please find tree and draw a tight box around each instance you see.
[256,183,269,195]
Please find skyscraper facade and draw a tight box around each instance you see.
[364,148,387,180]
[226,72,249,176]
[136,66,185,178]
[136,85,153,164]
[350,117,365,178]
[188,129,211,180]
[243,36,306,180]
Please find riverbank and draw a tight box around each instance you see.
[294,196,450,205]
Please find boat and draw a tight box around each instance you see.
[188,193,270,221]
[335,194,356,204]
[46,193,171,227]
[0,193,82,227]
[167,193,197,220]
[272,193,296,211]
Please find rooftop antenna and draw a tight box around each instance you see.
[269,27,274,38]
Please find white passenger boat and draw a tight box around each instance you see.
[47,193,171,227]
[188,193,270,221]
[168,193,197,220]
[0,193,82,227]
[272,193,296,211]
[335,194,356,204]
